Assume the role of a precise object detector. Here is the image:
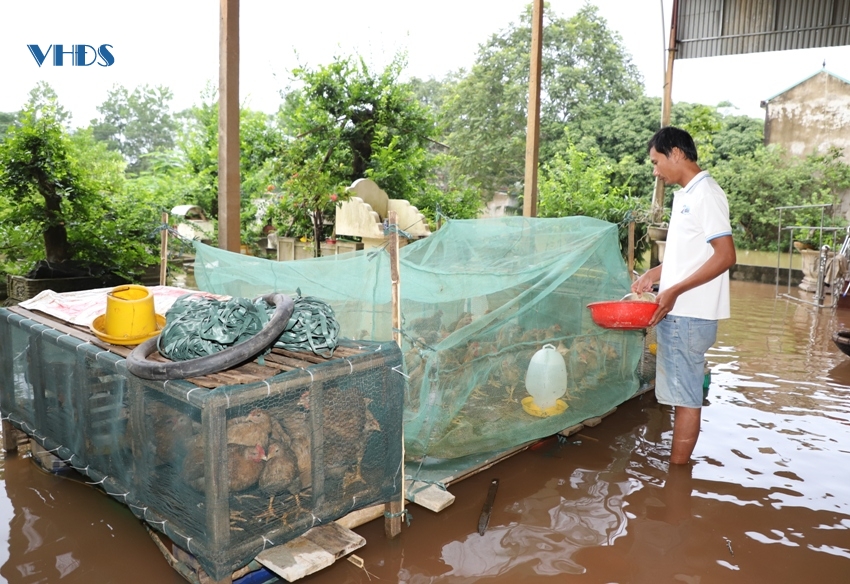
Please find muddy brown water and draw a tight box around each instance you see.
[1,280,849,583]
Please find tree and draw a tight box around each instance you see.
[0,86,160,279]
[537,143,650,259]
[0,111,18,139]
[271,55,449,251]
[712,145,850,251]
[439,2,643,199]
[0,102,84,264]
[175,85,284,245]
[91,84,177,174]
[25,82,72,126]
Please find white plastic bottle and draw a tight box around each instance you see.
[525,344,567,410]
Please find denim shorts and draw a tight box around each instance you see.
[655,315,717,408]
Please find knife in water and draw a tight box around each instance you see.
[477,478,499,535]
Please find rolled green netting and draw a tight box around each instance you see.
[265,290,340,358]
[158,292,339,361]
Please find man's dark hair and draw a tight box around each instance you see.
[647,126,698,162]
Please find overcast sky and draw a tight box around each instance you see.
[2,0,850,127]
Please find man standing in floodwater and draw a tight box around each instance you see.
[631,126,736,465]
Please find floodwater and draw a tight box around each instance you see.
[1,280,849,583]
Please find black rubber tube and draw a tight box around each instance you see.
[126,293,295,380]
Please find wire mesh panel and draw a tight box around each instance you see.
[0,309,404,581]
[128,340,404,579]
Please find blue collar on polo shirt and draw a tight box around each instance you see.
[682,170,710,193]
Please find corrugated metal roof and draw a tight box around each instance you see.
[676,0,850,59]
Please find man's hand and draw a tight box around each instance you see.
[631,265,661,294]
[649,288,678,326]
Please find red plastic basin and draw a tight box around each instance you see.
[586,300,659,330]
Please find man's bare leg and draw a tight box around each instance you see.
[670,406,701,464]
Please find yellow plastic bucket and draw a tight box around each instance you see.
[104,285,157,339]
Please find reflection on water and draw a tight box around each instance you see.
[1,281,849,582]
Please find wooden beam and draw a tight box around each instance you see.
[652,0,679,225]
[522,0,543,218]
[385,210,404,538]
[218,0,240,252]
[160,211,169,285]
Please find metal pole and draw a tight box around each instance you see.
[816,245,829,306]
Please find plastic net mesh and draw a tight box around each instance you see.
[0,310,403,581]
[194,216,645,460]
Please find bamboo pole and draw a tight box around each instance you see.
[628,221,635,278]
[652,0,679,225]
[522,0,544,217]
[385,210,404,538]
[160,212,169,286]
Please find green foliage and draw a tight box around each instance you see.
[712,110,764,161]
[91,84,177,174]
[174,90,220,218]
[0,87,166,278]
[0,111,18,139]
[439,2,643,199]
[0,99,88,268]
[678,104,722,165]
[407,155,484,225]
[270,55,457,245]
[556,95,661,203]
[174,86,284,242]
[537,143,650,260]
[275,139,348,246]
[279,55,435,192]
[712,145,850,251]
[26,82,72,125]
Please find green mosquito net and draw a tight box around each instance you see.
[194,216,644,461]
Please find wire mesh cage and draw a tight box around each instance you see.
[0,309,404,581]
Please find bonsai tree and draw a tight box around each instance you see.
[0,101,82,267]
[0,85,155,281]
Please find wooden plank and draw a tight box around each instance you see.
[335,504,384,530]
[255,523,365,582]
[2,419,19,452]
[31,440,67,472]
[405,480,455,512]
[582,407,617,428]
[264,353,316,370]
[558,423,584,438]
[303,521,364,553]
[271,348,329,364]
[385,209,404,539]
[442,440,536,487]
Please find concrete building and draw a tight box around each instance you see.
[480,192,520,218]
[761,68,850,161]
[761,68,850,218]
